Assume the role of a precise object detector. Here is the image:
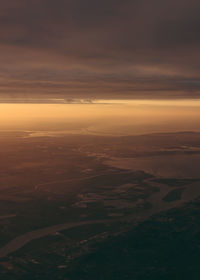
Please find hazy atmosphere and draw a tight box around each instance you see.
[1,1,200,280]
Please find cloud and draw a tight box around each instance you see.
[0,0,200,99]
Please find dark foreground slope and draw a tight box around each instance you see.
[1,198,200,280]
[64,198,200,280]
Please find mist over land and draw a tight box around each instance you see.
[0,100,200,279]
[1,0,200,279]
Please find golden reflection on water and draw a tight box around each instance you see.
[0,99,200,135]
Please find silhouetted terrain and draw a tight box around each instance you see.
[0,131,200,279]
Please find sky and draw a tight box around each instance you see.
[0,0,200,100]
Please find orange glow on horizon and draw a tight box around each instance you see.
[0,99,200,135]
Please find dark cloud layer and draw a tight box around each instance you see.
[0,0,200,99]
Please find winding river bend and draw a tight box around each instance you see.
[0,179,200,259]
[0,220,110,259]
